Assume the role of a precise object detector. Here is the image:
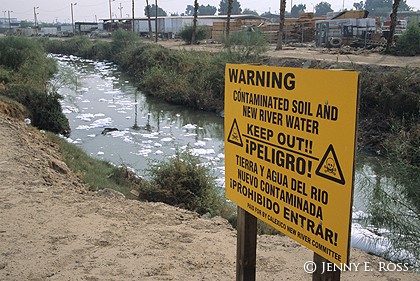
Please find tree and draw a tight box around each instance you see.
[191,0,199,45]
[364,0,411,17]
[198,4,217,15]
[276,0,286,50]
[290,4,306,18]
[218,0,242,15]
[185,5,195,16]
[145,0,153,39]
[144,4,167,17]
[226,0,233,41]
[242,8,259,16]
[20,20,34,28]
[386,0,400,52]
[314,2,333,16]
[353,1,364,10]
[187,4,216,16]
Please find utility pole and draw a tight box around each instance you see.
[131,0,134,32]
[7,10,13,33]
[33,6,39,35]
[155,0,158,43]
[109,0,115,31]
[109,0,113,19]
[71,3,77,35]
[118,3,123,18]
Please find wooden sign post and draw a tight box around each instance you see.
[313,253,341,281]
[236,207,257,281]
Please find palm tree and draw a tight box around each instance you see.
[191,0,199,45]
[226,0,233,44]
[145,0,153,39]
[276,0,286,50]
[385,0,401,53]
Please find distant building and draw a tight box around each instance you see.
[0,17,20,33]
[99,15,267,38]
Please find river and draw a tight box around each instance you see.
[52,54,418,267]
[54,54,226,186]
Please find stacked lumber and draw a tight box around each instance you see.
[211,13,326,43]
[260,13,326,43]
[211,21,242,41]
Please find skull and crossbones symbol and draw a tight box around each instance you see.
[324,157,336,175]
[231,130,239,141]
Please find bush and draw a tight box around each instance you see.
[359,67,420,120]
[89,40,112,61]
[0,36,69,135]
[0,36,56,83]
[224,28,269,60]
[42,36,94,58]
[0,84,70,135]
[178,25,210,44]
[111,29,139,55]
[137,147,231,216]
[394,21,420,56]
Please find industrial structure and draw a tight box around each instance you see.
[2,10,419,48]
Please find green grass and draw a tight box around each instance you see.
[46,132,136,199]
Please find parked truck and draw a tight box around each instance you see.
[315,17,377,47]
[40,27,58,37]
[382,17,407,38]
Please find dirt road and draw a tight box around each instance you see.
[0,113,418,280]
[155,40,420,68]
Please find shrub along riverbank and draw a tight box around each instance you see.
[0,36,70,135]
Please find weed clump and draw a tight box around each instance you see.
[136,147,235,218]
[178,25,210,44]
[393,21,420,56]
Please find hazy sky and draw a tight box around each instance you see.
[2,0,419,23]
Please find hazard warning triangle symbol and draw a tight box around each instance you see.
[315,144,345,185]
[227,119,243,147]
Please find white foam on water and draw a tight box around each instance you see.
[161,137,173,142]
[194,140,206,147]
[183,123,197,130]
[184,133,197,137]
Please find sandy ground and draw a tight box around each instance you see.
[0,113,418,281]
[154,39,420,68]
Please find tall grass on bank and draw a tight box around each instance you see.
[46,132,136,198]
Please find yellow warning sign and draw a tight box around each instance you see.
[224,64,359,266]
